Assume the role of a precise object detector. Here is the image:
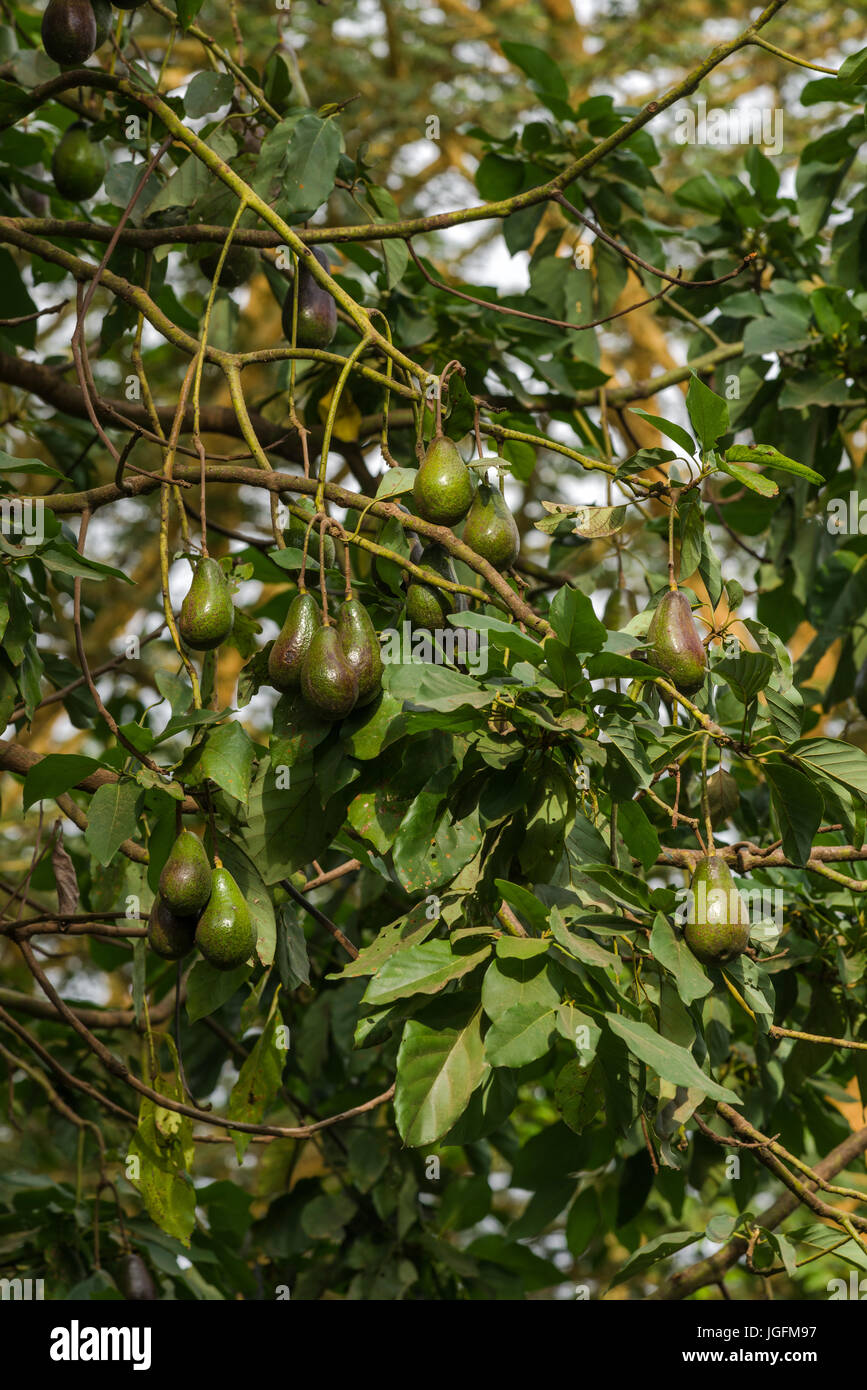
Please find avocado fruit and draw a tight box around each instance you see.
[603,586,639,630]
[405,544,463,628]
[115,1252,156,1301]
[412,436,473,527]
[51,123,106,201]
[147,897,197,961]
[335,597,382,706]
[282,247,337,348]
[683,855,750,964]
[706,769,739,827]
[195,866,256,971]
[268,591,321,692]
[462,481,520,569]
[179,556,234,651]
[199,244,257,290]
[111,0,148,9]
[41,0,96,65]
[646,589,706,694]
[159,831,212,918]
[300,624,359,720]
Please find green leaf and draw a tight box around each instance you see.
[395,994,486,1146]
[22,754,102,811]
[686,374,729,451]
[548,584,606,654]
[717,458,778,497]
[501,41,568,100]
[0,450,64,478]
[649,914,713,1006]
[38,541,134,584]
[84,782,141,866]
[184,72,234,119]
[195,721,255,803]
[280,114,342,219]
[554,1057,605,1133]
[715,650,774,704]
[128,1038,195,1246]
[383,661,493,712]
[227,992,285,1160]
[628,409,696,455]
[175,0,205,29]
[724,444,822,486]
[608,1229,700,1290]
[363,938,491,1006]
[186,959,252,1023]
[484,1000,558,1066]
[374,467,416,499]
[606,1013,741,1104]
[791,738,867,803]
[763,763,823,868]
[616,800,660,874]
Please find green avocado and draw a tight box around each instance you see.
[646,589,707,694]
[147,897,197,961]
[683,855,751,964]
[461,481,520,570]
[412,436,473,526]
[268,591,321,692]
[282,247,337,348]
[158,831,213,918]
[300,624,359,720]
[335,597,382,707]
[51,122,106,201]
[195,866,256,971]
[178,556,234,651]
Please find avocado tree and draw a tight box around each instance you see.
[1,0,867,1303]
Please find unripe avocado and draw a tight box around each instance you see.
[461,481,520,570]
[412,436,473,526]
[300,624,359,720]
[405,544,464,629]
[158,831,213,918]
[198,244,257,290]
[646,589,707,694]
[178,556,234,651]
[115,1252,156,1300]
[268,590,321,692]
[335,597,383,707]
[147,897,197,961]
[51,123,106,201]
[195,866,256,971]
[683,855,750,964]
[282,247,337,348]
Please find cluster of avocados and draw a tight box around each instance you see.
[148,830,256,971]
[600,574,751,965]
